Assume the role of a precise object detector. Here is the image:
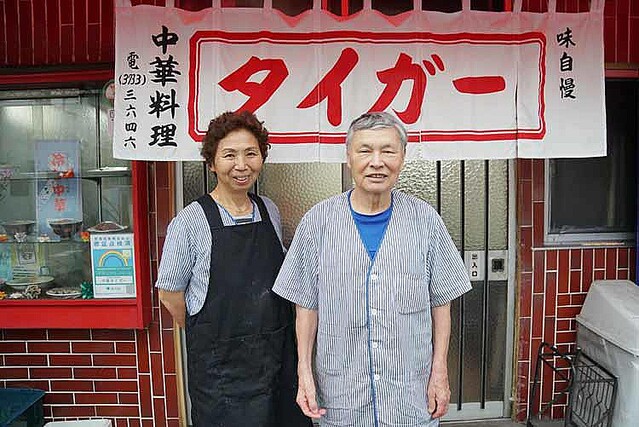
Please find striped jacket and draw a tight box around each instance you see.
[273,190,471,427]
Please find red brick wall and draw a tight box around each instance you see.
[2,0,639,66]
[0,162,179,426]
[519,0,639,63]
[0,0,166,67]
[514,159,637,421]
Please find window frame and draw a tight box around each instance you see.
[544,160,636,245]
[544,75,637,246]
[0,78,152,330]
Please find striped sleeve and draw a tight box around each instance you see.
[155,213,194,292]
[272,211,319,309]
[428,213,472,306]
[262,196,284,247]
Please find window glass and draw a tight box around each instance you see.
[547,79,637,242]
[0,89,133,299]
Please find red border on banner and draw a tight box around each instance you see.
[188,31,546,145]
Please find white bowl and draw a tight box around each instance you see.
[6,276,55,291]
[48,219,83,239]
[1,220,36,237]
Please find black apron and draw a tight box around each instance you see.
[186,193,311,427]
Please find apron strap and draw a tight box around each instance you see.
[196,194,225,231]
[249,193,271,222]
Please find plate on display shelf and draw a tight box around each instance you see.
[45,287,82,299]
[6,276,55,291]
[86,221,127,233]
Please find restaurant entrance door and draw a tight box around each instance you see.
[390,159,515,421]
[177,158,515,423]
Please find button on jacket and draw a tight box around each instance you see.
[273,190,472,427]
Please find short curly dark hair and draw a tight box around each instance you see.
[200,111,270,167]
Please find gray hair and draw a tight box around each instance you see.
[345,112,408,150]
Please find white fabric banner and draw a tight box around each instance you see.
[113,0,606,162]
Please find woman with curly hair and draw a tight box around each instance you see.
[156,111,311,427]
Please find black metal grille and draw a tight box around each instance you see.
[567,352,617,427]
[527,342,618,427]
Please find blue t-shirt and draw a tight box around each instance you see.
[349,196,393,260]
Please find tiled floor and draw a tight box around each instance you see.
[311,419,526,426]
[443,420,525,426]
[309,420,526,426]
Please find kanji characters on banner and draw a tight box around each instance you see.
[113,0,606,162]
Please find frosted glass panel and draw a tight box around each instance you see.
[440,161,461,248]
[181,162,206,206]
[486,281,508,401]
[489,160,508,250]
[206,168,218,194]
[462,283,483,402]
[460,160,508,251]
[396,160,438,208]
[464,160,486,251]
[258,163,342,246]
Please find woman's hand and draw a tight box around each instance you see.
[158,289,187,327]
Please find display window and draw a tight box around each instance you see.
[0,86,151,329]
